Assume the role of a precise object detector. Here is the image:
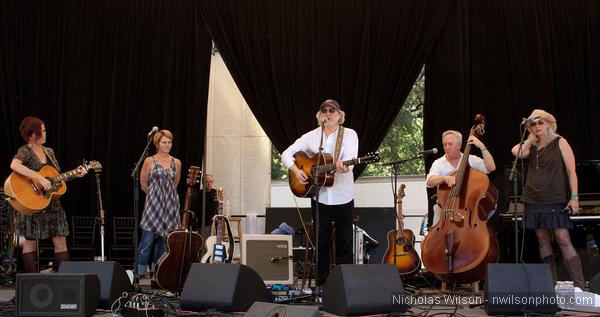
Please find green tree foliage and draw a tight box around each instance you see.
[363,69,424,176]
[271,144,288,180]
[271,68,425,179]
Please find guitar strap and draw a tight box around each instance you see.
[333,126,345,163]
[41,146,61,172]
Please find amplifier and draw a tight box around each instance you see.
[241,234,293,284]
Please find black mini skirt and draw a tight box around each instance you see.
[523,203,574,230]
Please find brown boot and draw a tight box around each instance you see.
[54,251,69,271]
[542,254,557,284]
[22,251,39,273]
[563,255,586,289]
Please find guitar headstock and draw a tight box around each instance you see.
[398,184,406,201]
[186,166,201,187]
[83,161,102,172]
[360,152,380,164]
[217,187,225,204]
[470,114,486,138]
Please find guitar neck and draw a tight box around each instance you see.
[215,220,223,244]
[52,168,80,183]
[215,196,224,243]
[180,187,193,228]
[396,201,405,231]
[317,157,359,173]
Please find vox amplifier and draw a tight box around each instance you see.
[241,234,293,284]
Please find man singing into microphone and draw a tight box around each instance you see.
[426,130,496,226]
[282,99,358,290]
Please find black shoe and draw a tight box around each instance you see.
[150,280,161,289]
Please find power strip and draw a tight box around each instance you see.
[122,306,164,317]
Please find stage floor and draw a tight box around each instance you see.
[1,277,598,316]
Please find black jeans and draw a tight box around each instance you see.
[311,199,354,286]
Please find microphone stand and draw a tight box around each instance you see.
[311,121,326,299]
[508,124,529,263]
[389,162,400,268]
[130,134,153,291]
[381,154,426,167]
[94,172,106,261]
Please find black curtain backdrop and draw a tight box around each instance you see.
[0,0,212,233]
[424,0,600,212]
[197,0,453,177]
[2,0,600,249]
[425,0,600,169]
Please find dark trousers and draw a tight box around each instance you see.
[311,199,354,286]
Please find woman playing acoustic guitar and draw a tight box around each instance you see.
[9,116,87,273]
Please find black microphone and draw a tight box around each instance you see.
[521,117,534,125]
[320,118,328,125]
[147,126,159,137]
[419,148,438,156]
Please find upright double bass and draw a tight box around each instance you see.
[421,114,499,284]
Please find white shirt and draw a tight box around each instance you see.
[426,153,489,188]
[282,126,359,205]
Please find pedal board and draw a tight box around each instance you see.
[122,306,164,317]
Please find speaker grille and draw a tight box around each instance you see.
[16,273,100,317]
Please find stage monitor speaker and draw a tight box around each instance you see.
[242,234,293,284]
[244,302,320,317]
[59,261,133,309]
[485,263,558,315]
[180,263,270,312]
[16,273,100,317]
[323,264,408,316]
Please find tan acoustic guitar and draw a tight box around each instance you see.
[4,161,101,215]
[288,151,379,197]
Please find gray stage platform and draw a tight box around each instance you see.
[1,278,598,316]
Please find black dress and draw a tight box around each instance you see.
[522,137,573,230]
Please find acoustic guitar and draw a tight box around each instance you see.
[201,188,234,263]
[383,184,421,276]
[4,161,102,215]
[156,166,203,293]
[288,151,379,197]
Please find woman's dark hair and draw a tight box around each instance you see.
[20,116,45,142]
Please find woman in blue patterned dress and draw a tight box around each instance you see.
[10,116,87,272]
[137,129,181,277]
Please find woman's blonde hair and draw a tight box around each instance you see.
[153,129,173,147]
